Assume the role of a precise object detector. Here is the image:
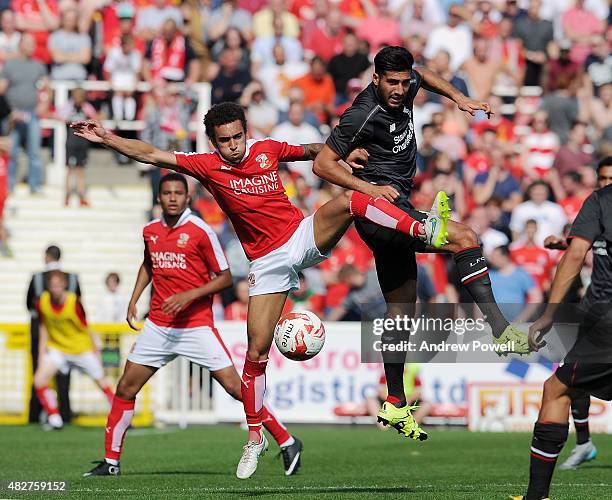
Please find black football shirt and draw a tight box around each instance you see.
[326,71,422,210]
[568,184,612,306]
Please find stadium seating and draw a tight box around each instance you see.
[0,183,149,322]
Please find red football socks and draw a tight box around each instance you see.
[36,386,60,416]
[102,386,115,404]
[261,405,291,446]
[349,191,423,237]
[104,396,135,461]
[241,357,268,442]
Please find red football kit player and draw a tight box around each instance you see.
[85,174,301,477]
[73,98,457,478]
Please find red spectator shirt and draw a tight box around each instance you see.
[560,193,590,222]
[144,208,229,328]
[12,0,59,64]
[174,139,305,261]
[0,154,8,217]
[510,245,552,291]
[224,301,248,321]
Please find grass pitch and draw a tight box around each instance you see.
[1,425,611,499]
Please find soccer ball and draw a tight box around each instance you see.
[274,310,325,361]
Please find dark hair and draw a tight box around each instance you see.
[421,122,435,133]
[571,120,587,129]
[338,263,359,280]
[311,56,326,68]
[204,102,247,140]
[159,172,188,194]
[495,245,511,258]
[526,180,551,200]
[45,245,61,261]
[597,156,612,173]
[374,46,414,75]
[106,272,120,284]
[525,219,538,226]
[564,171,582,184]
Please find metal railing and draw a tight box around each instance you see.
[41,80,211,186]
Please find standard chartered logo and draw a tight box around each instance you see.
[151,251,187,269]
[392,122,414,154]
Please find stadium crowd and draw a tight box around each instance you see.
[0,0,610,321]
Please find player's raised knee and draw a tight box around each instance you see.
[451,223,478,249]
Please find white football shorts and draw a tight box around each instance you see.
[128,319,233,372]
[247,214,330,296]
[46,348,105,380]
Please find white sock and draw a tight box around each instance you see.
[105,458,119,465]
[280,436,295,448]
[124,97,136,121]
[111,95,124,121]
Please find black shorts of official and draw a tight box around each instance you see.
[555,363,612,401]
[66,133,89,168]
[555,303,612,401]
[354,208,428,294]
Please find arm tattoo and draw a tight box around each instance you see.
[302,143,324,161]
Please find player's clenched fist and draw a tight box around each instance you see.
[345,147,369,170]
[364,184,400,202]
[543,235,567,250]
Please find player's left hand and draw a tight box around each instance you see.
[346,148,369,170]
[70,119,109,143]
[528,314,553,351]
[456,97,492,118]
[162,290,197,315]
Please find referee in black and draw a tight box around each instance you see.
[517,156,612,500]
[314,46,526,434]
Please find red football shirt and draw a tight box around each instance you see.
[510,245,552,291]
[144,208,229,328]
[175,139,305,261]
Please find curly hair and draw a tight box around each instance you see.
[203,102,247,140]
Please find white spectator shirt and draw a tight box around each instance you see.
[256,61,309,112]
[0,32,21,66]
[423,24,473,71]
[271,120,322,185]
[510,200,568,246]
[251,36,303,65]
[104,47,142,91]
[247,100,279,139]
[94,291,129,323]
[480,228,510,257]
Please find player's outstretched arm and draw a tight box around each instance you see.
[528,237,590,350]
[415,67,492,117]
[161,268,232,316]
[313,145,399,202]
[71,120,180,170]
[127,261,153,330]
